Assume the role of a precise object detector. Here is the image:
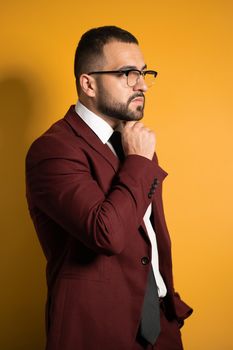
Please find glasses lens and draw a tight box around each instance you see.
[127,71,140,87]
[127,70,157,87]
[144,72,156,87]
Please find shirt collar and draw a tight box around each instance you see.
[75,101,114,144]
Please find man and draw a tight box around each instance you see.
[26,26,192,350]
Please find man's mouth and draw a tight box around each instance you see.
[131,97,144,103]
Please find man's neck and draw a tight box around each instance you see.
[78,98,121,130]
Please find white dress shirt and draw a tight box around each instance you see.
[75,101,167,297]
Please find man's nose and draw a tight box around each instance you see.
[133,74,148,92]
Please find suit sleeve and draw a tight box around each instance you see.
[26,138,158,255]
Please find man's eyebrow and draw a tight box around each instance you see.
[118,64,147,71]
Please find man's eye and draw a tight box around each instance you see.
[119,71,130,76]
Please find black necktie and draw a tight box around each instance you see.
[140,268,160,345]
[110,130,160,345]
[109,131,125,162]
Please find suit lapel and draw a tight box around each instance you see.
[64,105,120,172]
[64,106,169,248]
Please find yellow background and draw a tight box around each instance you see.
[1,0,233,349]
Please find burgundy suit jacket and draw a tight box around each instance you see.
[26,106,192,350]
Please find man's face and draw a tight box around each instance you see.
[94,41,148,122]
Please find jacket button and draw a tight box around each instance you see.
[141,257,150,265]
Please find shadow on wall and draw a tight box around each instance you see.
[0,72,46,350]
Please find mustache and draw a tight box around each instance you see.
[128,93,145,104]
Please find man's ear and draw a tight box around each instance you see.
[79,74,96,97]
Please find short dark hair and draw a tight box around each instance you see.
[74,26,138,84]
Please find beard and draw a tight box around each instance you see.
[96,88,145,122]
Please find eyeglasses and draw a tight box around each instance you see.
[88,69,158,87]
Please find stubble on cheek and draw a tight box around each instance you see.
[95,80,145,121]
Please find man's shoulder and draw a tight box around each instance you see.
[26,106,85,167]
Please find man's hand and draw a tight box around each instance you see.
[121,121,156,160]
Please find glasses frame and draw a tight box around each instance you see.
[87,69,158,87]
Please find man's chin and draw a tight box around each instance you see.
[129,108,144,120]
[134,113,144,121]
